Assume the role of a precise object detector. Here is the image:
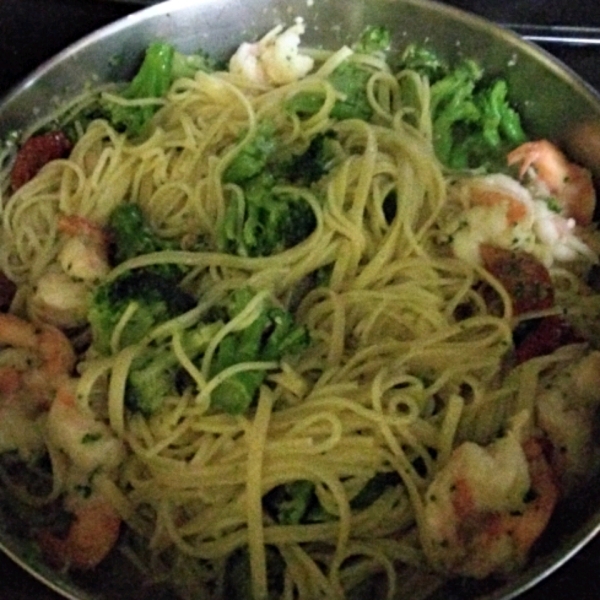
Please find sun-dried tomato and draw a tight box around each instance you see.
[480,244,554,315]
[515,315,584,364]
[10,131,72,191]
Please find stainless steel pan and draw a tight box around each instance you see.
[2,0,600,598]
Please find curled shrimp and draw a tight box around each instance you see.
[0,313,75,457]
[0,312,75,396]
[229,18,314,86]
[508,139,596,227]
[46,380,124,476]
[29,214,110,329]
[56,214,110,283]
[535,349,600,494]
[421,432,558,578]
[37,380,124,570]
[445,168,595,267]
[37,490,121,570]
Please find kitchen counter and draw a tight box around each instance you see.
[1,0,600,598]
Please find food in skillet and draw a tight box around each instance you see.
[0,20,600,599]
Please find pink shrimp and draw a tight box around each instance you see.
[422,434,558,578]
[37,491,121,570]
[535,350,600,494]
[464,175,532,226]
[30,214,111,329]
[0,313,75,402]
[38,380,124,570]
[57,214,110,282]
[508,139,596,226]
[46,381,125,474]
[0,313,76,456]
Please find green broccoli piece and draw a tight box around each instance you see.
[102,42,217,136]
[88,270,196,354]
[210,289,310,414]
[220,172,317,257]
[284,131,338,186]
[103,42,175,136]
[107,202,186,280]
[171,49,218,80]
[428,58,482,165]
[220,130,335,257]
[125,321,221,415]
[399,43,448,83]
[264,471,402,529]
[287,27,389,122]
[287,60,374,121]
[354,25,391,55]
[481,79,527,145]
[126,345,178,415]
[400,45,528,170]
[328,61,374,121]
[224,121,278,184]
[263,480,316,525]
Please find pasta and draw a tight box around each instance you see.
[1,20,600,600]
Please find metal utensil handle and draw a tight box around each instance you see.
[503,23,600,46]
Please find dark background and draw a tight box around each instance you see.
[1,0,600,598]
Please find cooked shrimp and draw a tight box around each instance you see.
[29,214,110,329]
[46,380,124,476]
[535,349,600,493]
[37,490,121,570]
[0,366,45,458]
[57,214,110,283]
[0,313,75,457]
[229,18,314,86]
[508,139,596,227]
[0,313,75,394]
[422,432,558,578]
[445,170,595,267]
[29,270,91,329]
[37,379,123,570]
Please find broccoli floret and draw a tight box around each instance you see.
[354,25,391,55]
[123,288,309,416]
[209,289,310,414]
[88,270,196,354]
[125,321,221,415]
[286,26,391,122]
[126,345,178,415]
[263,480,316,525]
[220,172,317,257]
[107,202,187,280]
[329,61,373,120]
[432,71,528,169]
[101,42,217,137]
[429,59,482,165]
[285,131,338,186]
[171,49,218,80]
[287,60,374,121]
[224,121,278,185]
[220,130,335,257]
[400,46,528,170]
[102,42,175,136]
[399,43,448,83]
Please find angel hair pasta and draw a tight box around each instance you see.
[1,20,600,600]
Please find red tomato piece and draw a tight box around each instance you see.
[480,244,554,315]
[10,131,72,191]
[515,315,584,364]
